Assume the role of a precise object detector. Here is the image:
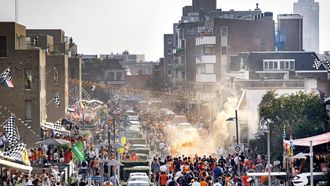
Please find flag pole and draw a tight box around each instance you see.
[45,99,53,107]
[15,0,18,23]
[0,117,10,127]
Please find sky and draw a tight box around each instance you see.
[0,0,329,61]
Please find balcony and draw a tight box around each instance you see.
[196,74,216,83]
[196,36,216,46]
[196,55,216,64]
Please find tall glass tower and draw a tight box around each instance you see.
[293,0,319,53]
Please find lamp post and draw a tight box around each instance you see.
[257,118,272,186]
[226,109,240,176]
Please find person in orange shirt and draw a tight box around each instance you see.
[259,175,268,185]
[167,159,175,173]
[200,178,208,186]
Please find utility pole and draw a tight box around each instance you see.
[235,110,240,176]
[100,144,104,184]
[108,124,111,179]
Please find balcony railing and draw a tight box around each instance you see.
[196,36,216,46]
[196,55,216,64]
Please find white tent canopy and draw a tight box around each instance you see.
[283,132,330,147]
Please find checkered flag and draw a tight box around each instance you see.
[3,141,26,159]
[54,119,63,130]
[54,95,60,106]
[3,116,19,146]
[324,60,330,73]
[312,58,321,69]
[0,67,11,79]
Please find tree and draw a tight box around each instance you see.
[254,91,329,160]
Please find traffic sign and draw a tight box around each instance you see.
[234,144,243,153]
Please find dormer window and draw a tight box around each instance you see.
[263,59,295,71]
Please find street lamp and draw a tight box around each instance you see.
[226,110,239,144]
[257,118,272,186]
[226,109,240,176]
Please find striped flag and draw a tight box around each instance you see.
[290,129,295,150]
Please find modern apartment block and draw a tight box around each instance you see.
[293,0,319,53]
[0,22,47,146]
[163,34,174,86]
[277,14,303,51]
[195,35,217,118]
[206,12,275,82]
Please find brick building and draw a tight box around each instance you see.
[0,22,47,146]
[27,29,82,109]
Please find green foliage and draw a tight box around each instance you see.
[254,91,329,160]
[259,90,276,109]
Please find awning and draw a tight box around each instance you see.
[283,132,330,147]
[36,138,71,146]
[292,152,309,159]
[41,122,70,133]
[0,158,33,172]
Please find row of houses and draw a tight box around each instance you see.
[0,22,159,146]
[0,22,82,146]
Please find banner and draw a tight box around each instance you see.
[72,140,86,161]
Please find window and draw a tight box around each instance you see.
[167,37,172,44]
[109,72,114,81]
[274,62,278,69]
[168,70,172,75]
[0,36,7,57]
[269,61,274,69]
[264,61,269,70]
[280,61,285,69]
[203,47,212,55]
[167,49,172,55]
[116,72,122,81]
[70,68,75,79]
[285,61,290,69]
[290,61,295,70]
[53,65,59,84]
[221,27,228,36]
[24,68,32,90]
[263,59,295,71]
[221,46,227,55]
[25,100,32,120]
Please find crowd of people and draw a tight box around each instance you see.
[150,153,286,186]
